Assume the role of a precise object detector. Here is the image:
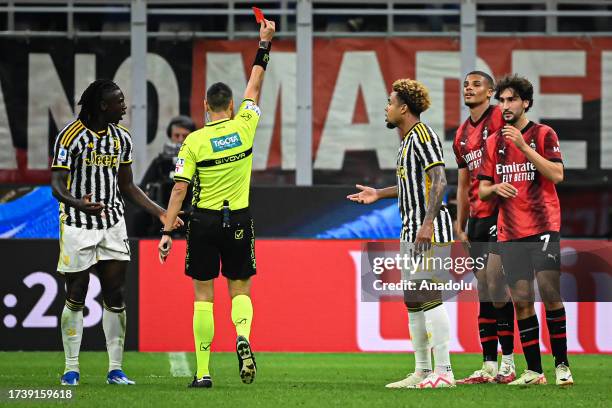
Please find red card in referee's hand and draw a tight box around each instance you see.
[252,7,265,23]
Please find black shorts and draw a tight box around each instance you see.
[499,231,561,285]
[185,208,256,281]
[466,214,498,262]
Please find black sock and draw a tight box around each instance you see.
[479,302,498,362]
[496,301,515,356]
[546,308,569,367]
[517,315,542,373]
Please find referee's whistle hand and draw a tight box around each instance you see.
[158,236,172,264]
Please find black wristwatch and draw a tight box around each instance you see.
[258,40,271,50]
[161,229,173,236]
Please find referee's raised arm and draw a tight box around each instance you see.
[243,19,276,104]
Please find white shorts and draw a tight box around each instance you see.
[57,218,131,273]
[400,241,452,282]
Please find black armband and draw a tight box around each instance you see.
[161,229,173,236]
[253,45,271,70]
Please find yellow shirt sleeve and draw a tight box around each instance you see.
[174,137,196,183]
[234,98,261,145]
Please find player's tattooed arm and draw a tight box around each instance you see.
[414,166,447,251]
[51,170,104,215]
[423,165,447,223]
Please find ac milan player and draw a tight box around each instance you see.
[453,71,516,385]
[478,74,573,386]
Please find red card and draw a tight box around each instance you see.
[252,7,265,23]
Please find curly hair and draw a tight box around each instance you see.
[392,79,431,116]
[494,74,534,112]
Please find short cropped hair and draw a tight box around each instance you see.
[166,115,196,138]
[465,70,495,89]
[495,74,534,112]
[392,79,431,116]
[206,82,233,112]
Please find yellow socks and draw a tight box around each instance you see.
[231,295,253,340]
[193,301,214,377]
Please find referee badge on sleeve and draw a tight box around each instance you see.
[175,158,185,174]
[245,102,261,117]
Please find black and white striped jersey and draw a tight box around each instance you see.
[396,121,453,243]
[51,119,133,230]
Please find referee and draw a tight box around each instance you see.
[158,18,275,388]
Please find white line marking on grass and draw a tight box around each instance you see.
[168,352,191,377]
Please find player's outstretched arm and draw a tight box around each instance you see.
[347,184,397,204]
[118,164,183,228]
[158,181,189,263]
[161,182,188,233]
[243,19,275,104]
[51,169,104,215]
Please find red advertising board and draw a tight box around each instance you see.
[2,37,611,184]
[139,239,612,354]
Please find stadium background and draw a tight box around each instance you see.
[1,0,611,358]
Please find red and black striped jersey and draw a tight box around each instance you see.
[478,121,563,241]
[453,105,504,219]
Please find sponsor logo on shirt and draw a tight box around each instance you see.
[84,151,119,168]
[462,149,483,171]
[211,133,243,152]
[496,161,536,183]
[482,126,489,140]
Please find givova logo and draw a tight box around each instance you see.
[211,133,242,152]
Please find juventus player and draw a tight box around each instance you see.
[348,79,455,388]
[51,79,182,386]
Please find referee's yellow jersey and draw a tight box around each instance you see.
[174,99,261,210]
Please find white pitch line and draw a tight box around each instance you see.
[168,352,191,377]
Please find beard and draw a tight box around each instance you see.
[503,111,519,124]
[385,120,396,129]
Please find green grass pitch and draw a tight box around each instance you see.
[0,352,610,407]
